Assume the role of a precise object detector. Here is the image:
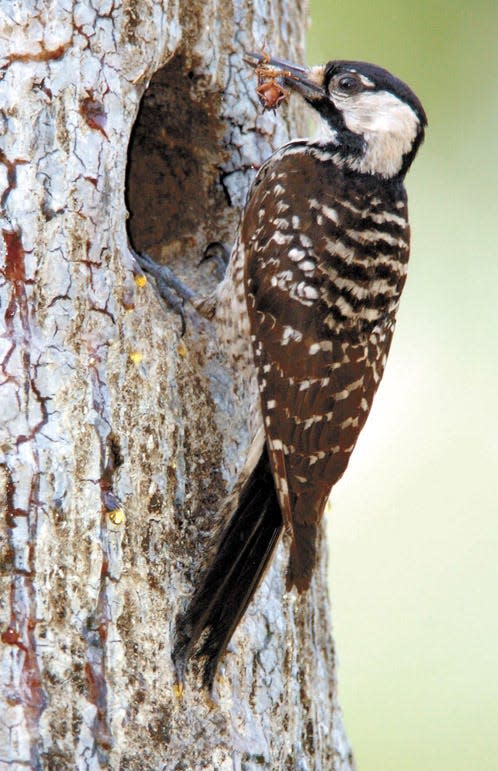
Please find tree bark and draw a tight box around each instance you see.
[0,2,354,768]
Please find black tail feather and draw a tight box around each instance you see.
[173,445,282,688]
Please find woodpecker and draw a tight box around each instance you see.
[172,55,427,688]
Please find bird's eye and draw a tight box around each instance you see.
[336,74,361,94]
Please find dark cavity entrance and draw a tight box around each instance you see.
[126,53,229,266]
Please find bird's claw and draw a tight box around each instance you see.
[134,251,197,335]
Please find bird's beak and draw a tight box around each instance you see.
[245,52,326,102]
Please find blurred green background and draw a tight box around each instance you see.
[307,1,498,769]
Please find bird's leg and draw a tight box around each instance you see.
[133,250,197,334]
[133,243,230,332]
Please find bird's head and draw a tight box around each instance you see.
[247,55,427,179]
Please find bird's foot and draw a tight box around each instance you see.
[134,250,198,335]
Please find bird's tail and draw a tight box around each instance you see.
[285,521,318,593]
[284,488,330,592]
[172,444,282,690]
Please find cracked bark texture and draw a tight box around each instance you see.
[0,2,354,769]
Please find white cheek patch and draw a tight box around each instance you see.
[340,90,419,138]
[335,90,420,176]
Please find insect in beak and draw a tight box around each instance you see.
[245,51,326,109]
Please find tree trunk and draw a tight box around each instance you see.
[0,2,354,768]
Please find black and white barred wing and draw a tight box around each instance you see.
[242,149,409,590]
